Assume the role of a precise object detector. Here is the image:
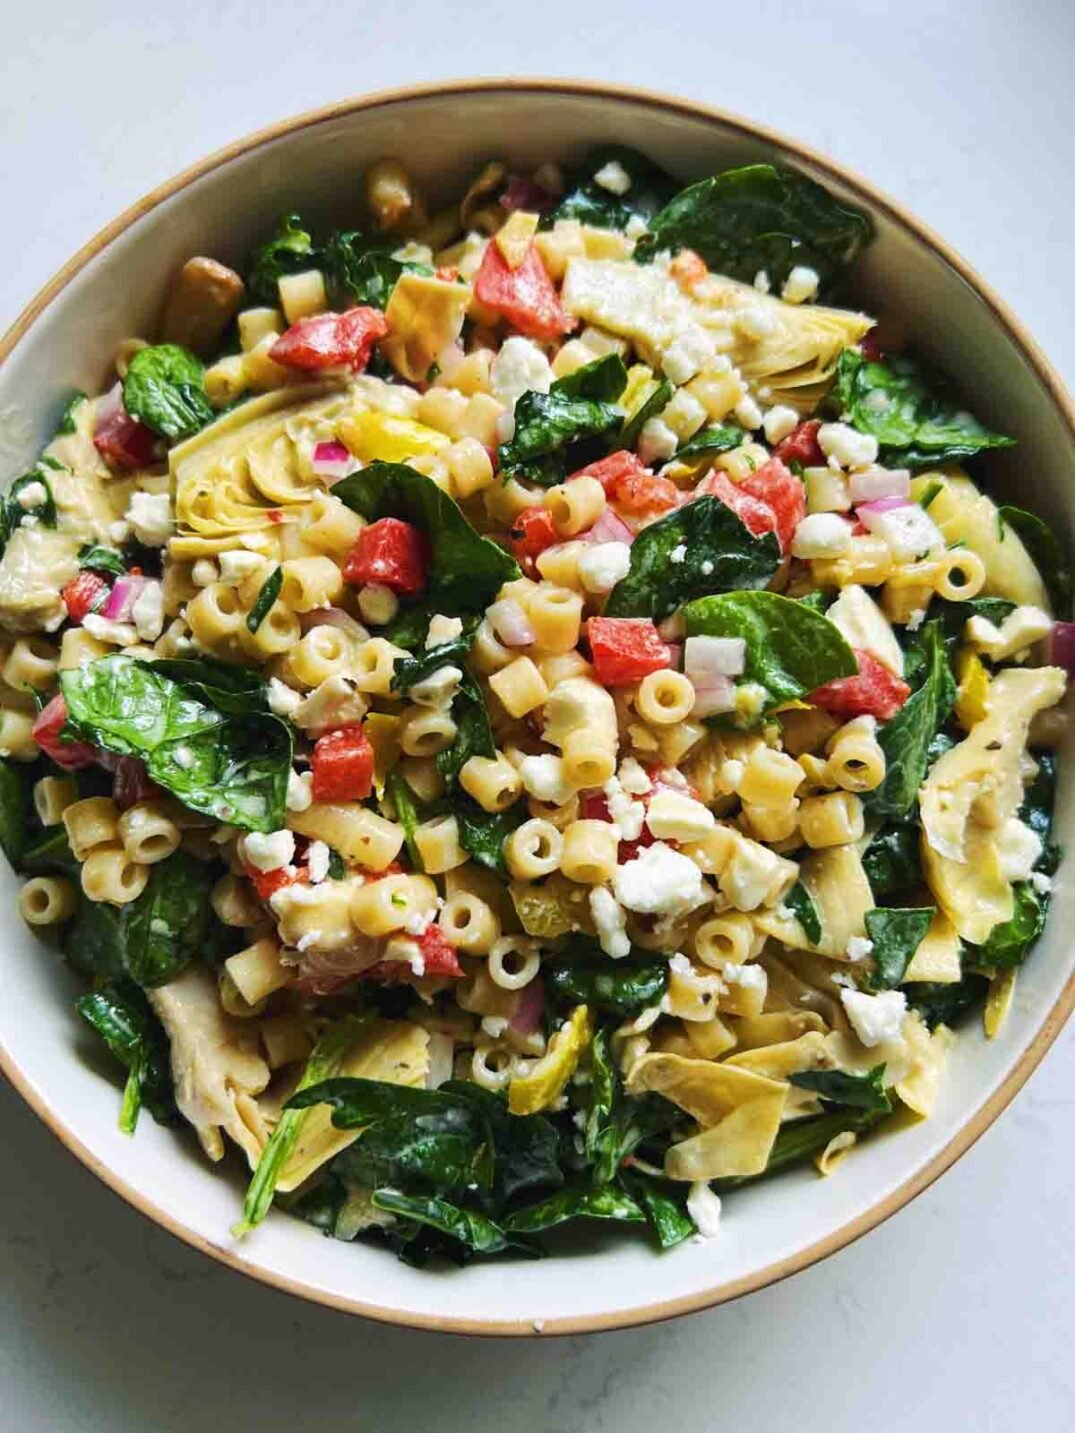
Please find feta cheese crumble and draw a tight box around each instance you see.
[578,541,632,594]
[841,988,907,1048]
[781,265,820,304]
[638,417,679,465]
[218,548,266,583]
[686,1182,723,1238]
[131,580,165,641]
[612,842,706,917]
[126,491,172,547]
[241,829,296,872]
[593,160,632,195]
[589,886,631,960]
[425,613,465,648]
[790,512,852,559]
[518,753,575,805]
[818,422,879,471]
[286,769,313,812]
[267,677,302,719]
[15,481,47,510]
[307,840,331,884]
[762,404,799,445]
[669,544,687,565]
[846,935,875,962]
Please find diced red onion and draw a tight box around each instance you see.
[585,507,635,545]
[299,607,369,641]
[510,976,546,1034]
[685,634,746,682]
[101,574,148,621]
[500,175,557,214]
[487,598,535,647]
[857,500,943,559]
[1048,622,1075,673]
[311,440,358,483]
[95,383,125,428]
[856,496,911,520]
[690,675,737,717]
[849,468,911,504]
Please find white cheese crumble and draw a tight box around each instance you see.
[218,548,267,583]
[612,842,705,917]
[307,840,331,884]
[589,886,631,959]
[15,481,47,509]
[818,422,879,470]
[1031,871,1053,894]
[82,613,137,646]
[996,817,1044,882]
[646,790,715,842]
[699,559,714,576]
[753,269,771,294]
[734,395,763,430]
[191,558,218,588]
[126,491,172,547]
[267,677,302,718]
[906,607,927,633]
[578,541,632,595]
[518,753,575,805]
[490,336,554,421]
[686,1182,723,1238]
[286,769,313,812]
[965,605,1054,662]
[841,988,907,1049]
[481,1014,509,1039]
[869,504,944,562]
[721,962,767,994]
[603,775,646,841]
[782,265,820,304]
[762,404,799,445]
[791,512,852,559]
[638,417,679,465]
[410,664,463,708]
[669,544,687,565]
[846,935,875,962]
[132,580,165,641]
[736,306,778,341]
[241,829,296,872]
[624,215,648,240]
[425,613,465,649]
[108,519,131,545]
[593,160,632,195]
[661,327,714,386]
[617,757,652,795]
[357,583,399,627]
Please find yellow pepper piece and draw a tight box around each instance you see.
[363,712,401,797]
[621,363,657,424]
[984,967,1017,1039]
[495,210,540,270]
[338,410,449,464]
[508,1005,593,1115]
[954,648,991,730]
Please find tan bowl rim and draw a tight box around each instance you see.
[1,76,1073,1338]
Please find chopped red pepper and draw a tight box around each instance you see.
[696,470,779,541]
[269,306,389,372]
[809,649,911,721]
[61,570,110,624]
[571,450,648,495]
[474,241,574,340]
[738,458,805,553]
[579,791,656,863]
[773,418,824,468]
[245,862,308,902]
[343,518,430,595]
[93,406,158,469]
[587,617,673,686]
[311,724,375,802]
[31,694,97,770]
[415,924,463,977]
[509,507,559,571]
[859,331,886,363]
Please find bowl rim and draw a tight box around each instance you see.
[1,75,1073,1338]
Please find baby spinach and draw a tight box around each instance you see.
[789,1064,890,1114]
[620,1172,696,1249]
[621,376,674,449]
[971,884,1046,971]
[785,880,822,945]
[146,655,269,715]
[60,655,290,831]
[336,1098,493,1199]
[502,1181,645,1235]
[322,229,432,309]
[0,466,59,556]
[499,385,624,487]
[543,946,669,1018]
[1021,750,1059,875]
[78,544,128,577]
[864,622,955,820]
[0,759,30,867]
[75,979,176,1133]
[384,770,424,870]
[671,424,746,464]
[122,344,214,442]
[862,822,923,897]
[246,213,316,306]
[605,496,781,622]
[998,505,1073,618]
[543,145,677,233]
[552,353,629,403]
[907,973,989,1029]
[634,163,872,291]
[438,671,495,791]
[246,565,282,634]
[56,391,88,435]
[453,800,525,874]
[437,1081,563,1207]
[864,906,935,990]
[833,348,1015,469]
[333,462,520,615]
[580,1029,680,1186]
[684,590,856,712]
[371,1189,508,1255]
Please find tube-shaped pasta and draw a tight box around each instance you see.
[470,1039,516,1091]
[824,718,886,793]
[504,818,563,879]
[460,753,522,813]
[488,937,542,991]
[33,775,77,828]
[0,708,37,761]
[237,307,283,351]
[736,746,805,808]
[63,797,120,861]
[353,638,409,696]
[798,790,865,848]
[470,619,513,675]
[18,876,76,926]
[117,802,182,866]
[283,626,357,689]
[366,158,426,230]
[260,1015,314,1069]
[636,670,695,726]
[542,677,618,787]
[279,557,344,613]
[59,627,110,671]
[350,873,438,938]
[240,602,302,659]
[399,704,457,757]
[693,912,757,969]
[3,637,58,692]
[440,891,501,955]
[185,583,245,649]
[527,585,583,654]
[560,819,619,885]
[413,815,468,874]
[81,845,150,905]
[211,873,264,928]
[303,493,365,559]
[445,437,494,498]
[489,657,548,719]
[545,476,606,536]
[290,803,404,869]
[535,541,587,591]
[934,547,986,602]
[740,800,800,844]
[399,756,443,804]
[225,938,291,1005]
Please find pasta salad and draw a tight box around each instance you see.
[2,147,1068,1265]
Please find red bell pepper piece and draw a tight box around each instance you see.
[269,306,389,372]
[509,507,559,570]
[474,241,574,340]
[695,470,779,541]
[738,458,805,553]
[343,518,430,595]
[61,570,110,624]
[773,418,825,468]
[587,617,673,686]
[414,924,463,977]
[809,649,911,721]
[31,694,97,770]
[311,724,375,803]
[93,407,158,469]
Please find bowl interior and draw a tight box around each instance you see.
[1,82,1072,1334]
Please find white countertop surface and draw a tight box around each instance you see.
[2,2,1073,1427]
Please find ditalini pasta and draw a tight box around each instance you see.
[1,146,1067,1265]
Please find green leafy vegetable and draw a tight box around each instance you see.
[833,348,1015,470]
[454,801,525,874]
[671,424,746,463]
[75,979,176,1133]
[605,496,781,622]
[580,1029,680,1186]
[0,759,30,867]
[684,591,856,714]
[390,633,475,696]
[246,565,282,634]
[998,506,1073,618]
[60,655,290,832]
[246,213,316,306]
[635,163,872,292]
[543,948,669,1019]
[1021,750,1060,875]
[785,881,821,945]
[551,353,629,403]
[146,656,269,715]
[864,622,955,820]
[621,1173,696,1249]
[332,462,520,616]
[371,1189,508,1254]
[620,377,674,449]
[56,391,88,435]
[543,145,676,233]
[502,1181,645,1234]
[122,344,214,442]
[972,884,1046,971]
[78,544,127,577]
[437,1081,563,1207]
[907,973,990,1029]
[322,229,432,308]
[862,823,922,897]
[384,770,424,870]
[499,381,623,487]
[0,467,59,556]
[865,906,935,990]
[789,1064,891,1114]
[436,669,495,790]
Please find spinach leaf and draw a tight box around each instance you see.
[454,800,526,874]
[56,391,88,435]
[864,906,935,990]
[146,656,269,716]
[322,229,432,309]
[972,884,1046,971]
[789,1064,890,1114]
[684,591,856,713]
[246,213,316,306]
[60,655,290,831]
[620,377,674,450]
[0,467,59,555]
[635,164,872,292]
[605,496,781,622]
[290,1077,478,1128]
[436,670,495,790]
[20,827,78,877]
[580,1029,679,1185]
[543,145,677,233]
[384,770,424,871]
[543,949,669,1018]
[1021,750,1060,875]
[620,1172,696,1249]
[862,823,922,897]
[833,348,1015,470]
[0,759,30,867]
[864,622,955,819]
[75,979,176,1132]
[122,344,214,441]
[371,1189,508,1255]
[435,1081,564,1207]
[246,565,282,634]
[390,633,475,695]
[671,424,745,463]
[502,1181,645,1234]
[998,506,1073,618]
[335,1101,492,1197]
[785,881,821,945]
[551,353,629,404]
[499,385,623,488]
[907,973,989,1029]
[332,462,520,615]
[78,543,127,577]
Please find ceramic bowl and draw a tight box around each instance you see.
[1,79,1072,1336]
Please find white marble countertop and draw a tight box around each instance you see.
[2,2,1073,1426]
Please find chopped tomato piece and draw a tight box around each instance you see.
[611,469,679,516]
[738,457,805,552]
[311,724,375,802]
[773,418,824,468]
[343,517,430,595]
[695,469,778,540]
[269,306,389,372]
[246,862,307,902]
[31,694,97,770]
[415,924,463,977]
[93,406,158,469]
[587,617,672,686]
[474,241,574,341]
[510,506,559,570]
[809,649,911,721]
[61,570,110,624]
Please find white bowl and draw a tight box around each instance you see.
[1,79,1072,1336]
